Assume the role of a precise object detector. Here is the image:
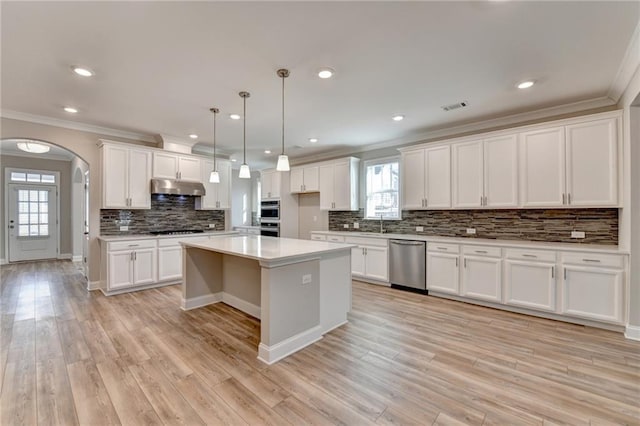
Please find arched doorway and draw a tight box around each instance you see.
[1,138,90,277]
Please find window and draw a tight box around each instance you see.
[17,189,50,236]
[365,158,400,219]
[10,171,56,183]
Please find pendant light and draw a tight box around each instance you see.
[238,91,251,179]
[276,68,290,171]
[209,107,220,183]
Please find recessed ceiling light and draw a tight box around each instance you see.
[64,107,78,113]
[392,114,405,121]
[264,150,271,154]
[229,114,241,120]
[517,80,535,89]
[189,134,198,139]
[318,68,335,79]
[71,66,94,77]
[309,138,318,143]
[17,141,50,154]
[231,158,237,162]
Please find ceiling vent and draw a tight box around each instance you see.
[441,101,468,112]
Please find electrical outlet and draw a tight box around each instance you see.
[571,231,585,239]
[208,224,216,229]
[313,215,318,222]
[343,224,349,229]
[119,225,129,231]
[353,222,360,229]
[302,274,312,285]
[466,228,476,235]
[416,226,424,232]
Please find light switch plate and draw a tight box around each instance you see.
[119,225,129,231]
[466,228,476,235]
[571,231,585,239]
[302,274,312,285]
[353,222,360,229]
[416,226,424,232]
[343,224,349,229]
[209,224,216,228]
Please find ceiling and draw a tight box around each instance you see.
[1,139,75,161]
[1,1,638,170]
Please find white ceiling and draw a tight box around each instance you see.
[1,1,638,169]
[1,139,75,161]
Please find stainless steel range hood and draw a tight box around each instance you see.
[150,179,206,196]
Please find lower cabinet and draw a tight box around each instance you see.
[504,260,556,312]
[158,244,182,282]
[461,252,502,303]
[105,240,157,291]
[426,251,459,294]
[345,236,389,283]
[562,265,624,324]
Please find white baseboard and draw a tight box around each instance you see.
[72,255,83,262]
[258,325,323,365]
[625,325,640,341]
[58,253,72,260]
[222,292,261,319]
[0,258,6,265]
[87,281,101,291]
[181,293,222,310]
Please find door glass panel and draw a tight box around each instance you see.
[11,172,26,181]
[17,189,50,236]
[27,174,40,182]
[41,174,55,183]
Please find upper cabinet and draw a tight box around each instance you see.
[261,170,282,199]
[451,135,518,208]
[152,152,201,182]
[402,145,451,209]
[100,143,152,209]
[290,165,320,193]
[196,159,231,210]
[520,116,619,208]
[319,157,359,211]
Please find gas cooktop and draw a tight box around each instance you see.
[149,229,205,235]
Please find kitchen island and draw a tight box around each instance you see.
[181,235,354,364]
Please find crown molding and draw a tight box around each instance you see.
[0,109,157,143]
[292,96,617,165]
[608,20,640,102]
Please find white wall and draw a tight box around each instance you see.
[297,193,328,239]
[71,157,89,260]
[231,172,255,227]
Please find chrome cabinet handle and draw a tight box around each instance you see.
[475,250,488,254]
[134,252,137,261]
[464,258,467,268]
[481,195,483,206]
[456,258,458,267]
[437,247,448,250]
[564,268,567,280]
[582,259,601,263]
[562,193,566,204]
[425,198,427,207]
[128,244,139,247]
[522,254,537,258]
[568,193,572,204]
[551,266,555,278]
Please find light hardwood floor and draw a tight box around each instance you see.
[1,260,639,425]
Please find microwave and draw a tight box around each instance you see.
[260,200,280,221]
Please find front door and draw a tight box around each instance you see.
[8,184,58,262]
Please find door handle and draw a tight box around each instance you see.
[562,193,566,204]
[8,225,14,229]
[551,266,555,278]
[568,193,571,205]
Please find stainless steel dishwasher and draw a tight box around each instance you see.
[389,239,426,292]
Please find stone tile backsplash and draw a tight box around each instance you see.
[329,209,618,245]
[100,194,225,235]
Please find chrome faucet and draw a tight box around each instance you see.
[379,214,385,233]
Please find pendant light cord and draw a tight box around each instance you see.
[243,95,247,164]
[281,74,285,155]
[213,109,217,171]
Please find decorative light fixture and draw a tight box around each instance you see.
[517,80,535,89]
[209,108,220,183]
[238,91,251,179]
[392,114,405,121]
[71,66,94,77]
[64,106,78,113]
[318,68,334,79]
[17,141,50,154]
[276,68,291,171]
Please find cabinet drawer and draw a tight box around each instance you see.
[327,235,345,243]
[428,243,459,253]
[108,239,157,251]
[344,236,388,247]
[462,245,501,258]
[505,248,556,263]
[561,252,624,268]
[311,234,326,241]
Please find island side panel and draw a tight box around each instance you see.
[259,259,321,363]
[221,254,262,319]
[319,249,352,333]
[182,246,223,310]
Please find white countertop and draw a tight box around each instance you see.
[311,231,628,254]
[181,235,354,263]
[98,230,238,242]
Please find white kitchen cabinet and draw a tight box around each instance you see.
[364,246,388,282]
[311,234,326,241]
[290,166,319,193]
[427,252,459,294]
[153,152,201,182]
[157,245,182,281]
[261,170,281,199]
[565,118,618,206]
[104,239,157,291]
[345,235,388,282]
[504,260,556,312]
[101,143,152,209]
[562,266,623,324]
[461,246,502,302]
[319,158,359,211]
[196,159,231,210]
[452,135,518,209]
[351,247,366,276]
[401,146,451,209]
[519,127,566,207]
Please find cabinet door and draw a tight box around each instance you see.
[351,247,366,276]
[153,152,179,179]
[425,145,451,209]
[319,165,334,210]
[364,246,388,282]
[504,260,556,312]
[461,256,502,302]
[303,166,320,192]
[128,149,152,209]
[107,251,133,290]
[332,162,351,210]
[401,150,426,209]
[261,171,272,199]
[484,135,518,208]
[427,252,459,294]
[133,248,156,285]
[102,145,129,208]
[520,127,565,207]
[452,140,484,208]
[270,171,281,198]
[565,118,618,206]
[290,168,304,193]
[158,246,182,281]
[178,157,201,182]
[216,160,232,209]
[563,266,623,324]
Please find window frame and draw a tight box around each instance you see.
[363,156,402,220]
